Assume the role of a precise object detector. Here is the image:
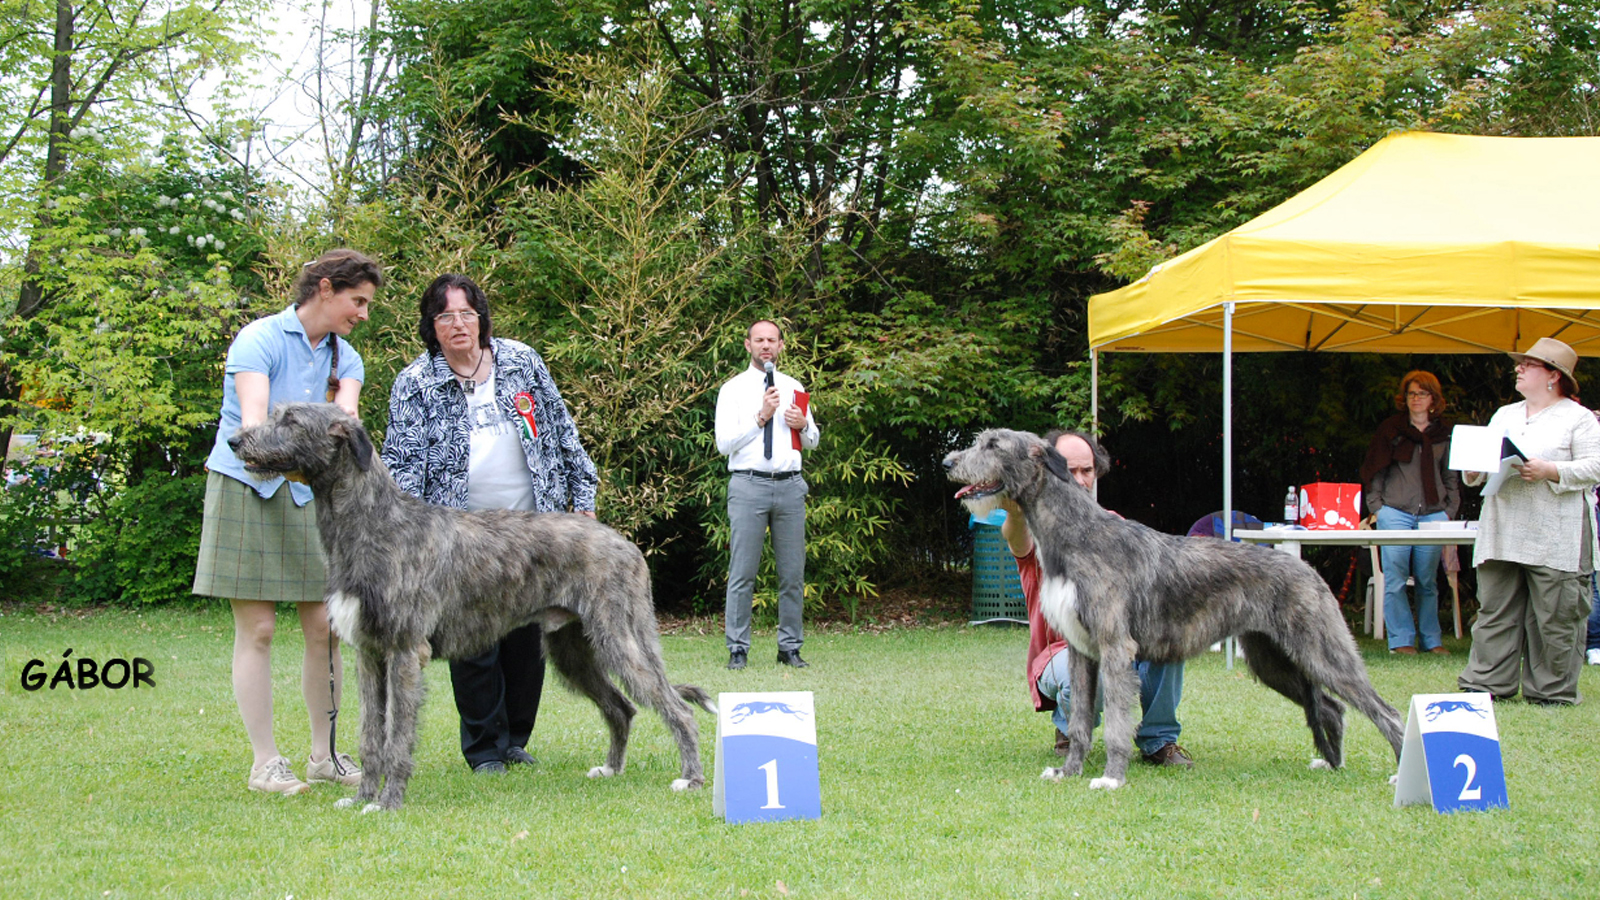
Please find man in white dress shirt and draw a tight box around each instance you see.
[714,320,821,669]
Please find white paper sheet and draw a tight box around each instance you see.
[1449,425,1525,496]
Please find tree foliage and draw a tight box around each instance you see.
[1,0,266,462]
[7,0,1600,607]
[502,46,759,539]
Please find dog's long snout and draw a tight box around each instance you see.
[941,452,956,471]
[227,433,243,454]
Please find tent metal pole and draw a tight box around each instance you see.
[1224,301,1237,668]
[1091,350,1099,503]
[1223,302,1234,541]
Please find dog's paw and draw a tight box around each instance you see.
[587,765,618,779]
[1388,773,1400,786]
[333,797,358,810]
[670,777,704,792]
[1088,776,1125,791]
[1040,766,1066,782]
[360,802,389,814]
[1309,758,1333,770]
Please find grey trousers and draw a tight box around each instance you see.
[725,472,808,653]
[1459,560,1589,704]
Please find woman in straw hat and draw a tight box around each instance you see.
[1459,337,1600,705]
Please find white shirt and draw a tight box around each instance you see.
[714,365,819,473]
[465,370,537,512]
[1467,398,1600,571]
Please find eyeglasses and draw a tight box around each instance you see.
[1514,360,1549,372]
[434,311,480,326]
[1405,391,1432,399]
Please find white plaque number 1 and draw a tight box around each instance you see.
[713,691,821,824]
[758,759,785,809]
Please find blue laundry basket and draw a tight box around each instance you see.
[969,508,1027,624]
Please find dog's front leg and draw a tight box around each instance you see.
[336,648,388,810]
[1091,639,1140,791]
[1044,652,1099,782]
[364,645,428,812]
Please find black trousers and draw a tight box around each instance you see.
[448,622,545,768]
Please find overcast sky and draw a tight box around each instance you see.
[211,1,377,195]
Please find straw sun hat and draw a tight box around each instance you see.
[1509,336,1579,391]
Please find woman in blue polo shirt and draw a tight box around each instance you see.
[193,248,384,795]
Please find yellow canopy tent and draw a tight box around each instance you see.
[1090,131,1600,355]
[1086,131,1600,547]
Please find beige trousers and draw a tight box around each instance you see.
[1458,561,1588,704]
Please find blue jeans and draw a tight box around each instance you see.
[1587,574,1600,653]
[1037,650,1183,756]
[1375,506,1447,650]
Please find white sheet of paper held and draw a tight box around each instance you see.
[1449,425,1525,496]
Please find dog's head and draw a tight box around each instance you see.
[228,402,374,487]
[942,428,1079,515]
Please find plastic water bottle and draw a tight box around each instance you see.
[1283,486,1298,524]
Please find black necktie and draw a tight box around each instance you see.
[762,368,775,459]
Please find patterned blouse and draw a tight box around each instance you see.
[381,338,598,513]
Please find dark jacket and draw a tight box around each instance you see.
[1360,414,1460,518]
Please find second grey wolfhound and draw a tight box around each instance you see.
[944,429,1403,790]
[230,402,714,812]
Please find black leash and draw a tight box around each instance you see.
[327,628,348,777]
[324,337,349,778]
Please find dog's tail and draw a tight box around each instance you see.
[676,684,717,715]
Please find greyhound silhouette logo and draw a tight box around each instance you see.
[1424,699,1488,722]
[730,700,810,724]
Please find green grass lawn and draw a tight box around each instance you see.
[2,604,1596,899]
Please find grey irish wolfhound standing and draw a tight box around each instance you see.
[944,429,1404,790]
[229,402,715,812]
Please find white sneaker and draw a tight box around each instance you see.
[306,751,362,786]
[248,756,310,795]
[1586,648,1600,666]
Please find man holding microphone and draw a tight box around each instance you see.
[715,320,821,670]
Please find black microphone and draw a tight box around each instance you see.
[762,362,775,459]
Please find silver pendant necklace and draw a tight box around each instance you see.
[448,349,486,395]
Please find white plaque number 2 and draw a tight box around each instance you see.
[758,759,785,809]
[1453,754,1481,801]
[1393,693,1506,813]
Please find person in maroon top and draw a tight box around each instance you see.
[998,429,1191,767]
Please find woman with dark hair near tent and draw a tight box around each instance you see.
[1459,338,1600,705]
[1360,370,1460,655]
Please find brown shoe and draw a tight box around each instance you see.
[1053,729,1070,757]
[1427,646,1450,655]
[1390,646,1417,655]
[1142,742,1194,768]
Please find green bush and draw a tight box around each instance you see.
[0,477,72,600]
[71,474,206,606]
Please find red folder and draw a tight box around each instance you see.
[791,391,810,450]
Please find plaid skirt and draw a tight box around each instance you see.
[192,471,327,603]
